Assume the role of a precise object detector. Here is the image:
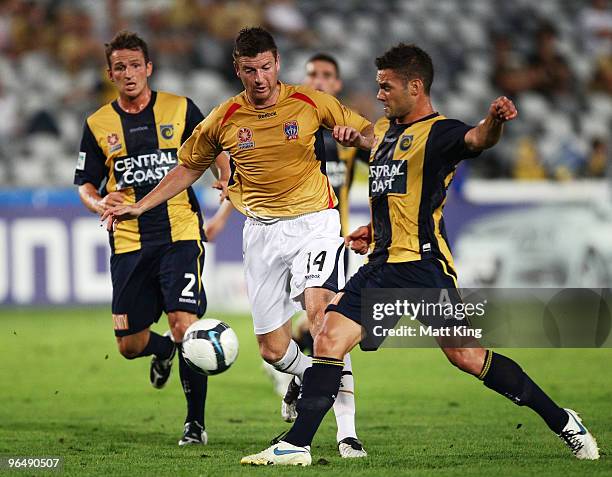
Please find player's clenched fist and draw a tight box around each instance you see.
[345,224,371,255]
[489,96,518,122]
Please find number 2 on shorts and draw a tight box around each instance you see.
[182,273,196,297]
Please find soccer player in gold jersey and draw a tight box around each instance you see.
[102,27,374,458]
[240,43,599,466]
[203,51,369,457]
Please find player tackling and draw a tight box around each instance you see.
[240,43,600,466]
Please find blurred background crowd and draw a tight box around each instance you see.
[0,0,610,186]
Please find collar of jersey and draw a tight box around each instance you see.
[392,111,439,130]
[111,90,157,117]
[240,82,287,111]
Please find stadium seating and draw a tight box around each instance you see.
[0,0,609,185]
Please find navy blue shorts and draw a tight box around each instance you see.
[110,240,207,337]
[327,257,459,327]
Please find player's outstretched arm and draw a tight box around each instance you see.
[333,124,375,150]
[100,164,203,231]
[464,96,517,152]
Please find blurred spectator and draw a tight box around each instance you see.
[513,137,547,180]
[492,23,574,102]
[584,138,609,178]
[491,33,533,97]
[580,0,612,57]
[589,55,612,94]
[527,23,574,101]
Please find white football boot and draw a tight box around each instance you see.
[240,441,311,466]
[338,437,367,458]
[558,409,599,460]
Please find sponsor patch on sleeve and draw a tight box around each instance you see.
[76,152,86,170]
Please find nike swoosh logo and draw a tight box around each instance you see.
[208,330,224,355]
[569,413,587,435]
[273,447,306,456]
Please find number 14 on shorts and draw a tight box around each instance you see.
[306,251,327,274]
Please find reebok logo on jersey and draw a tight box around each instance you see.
[257,111,277,120]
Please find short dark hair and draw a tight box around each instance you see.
[105,30,150,68]
[233,27,278,60]
[375,43,434,94]
[307,53,340,77]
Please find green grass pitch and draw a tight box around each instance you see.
[1,307,610,476]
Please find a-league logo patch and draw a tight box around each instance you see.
[237,127,255,150]
[283,120,299,140]
[160,124,174,140]
[76,151,86,170]
[399,134,413,151]
[107,133,122,153]
[113,314,129,330]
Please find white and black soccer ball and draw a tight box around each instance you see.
[181,319,239,375]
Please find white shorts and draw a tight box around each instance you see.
[243,209,345,335]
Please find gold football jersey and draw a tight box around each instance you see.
[179,83,370,218]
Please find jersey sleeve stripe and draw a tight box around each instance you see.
[289,92,317,109]
[220,103,242,126]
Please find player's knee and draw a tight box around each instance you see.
[170,320,189,343]
[117,338,145,360]
[306,303,326,323]
[259,343,286,364]
[168,313,196,342]
[313,328,340,358]
[444,348,482,375]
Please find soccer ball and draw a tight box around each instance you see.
[181,319,239,375]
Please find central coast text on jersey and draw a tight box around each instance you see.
[179,83,370,218]
[368,113,480,276]
[74,91,205,254]
[369,161,407,195]
[113,149,178,189]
